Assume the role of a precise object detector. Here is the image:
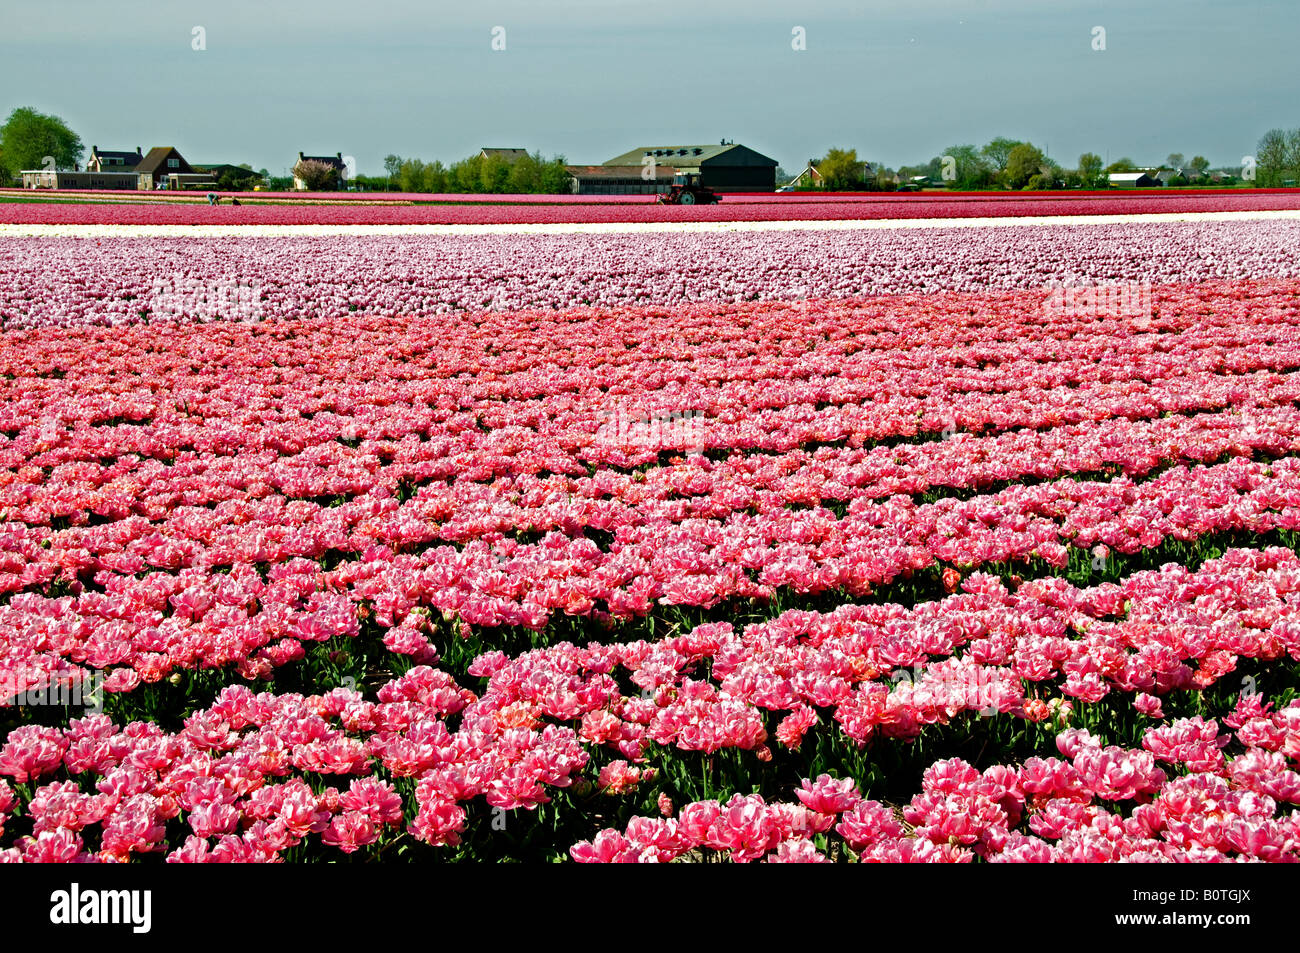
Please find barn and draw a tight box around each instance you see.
[136,147,213,190]
[21,170,139,190]
[88,146,144,173]
[1108,172,1162,189]
[566,164,675,195]
[479,148,529,163]
[601,142,779,193]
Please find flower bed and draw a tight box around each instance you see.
[2,189,1300,225]
[3,218,1300,862]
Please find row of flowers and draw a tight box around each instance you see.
[2,191,1299,226]
[14,187,1291,207]
[7,393,1300,531]
[459,544,1300,752]
[6,279,1298,442]
[571,719,1300,863]
[4,224,1300,328]
[3,280,1297,523]
[3,449,1299,695]
[3,544,1297,861]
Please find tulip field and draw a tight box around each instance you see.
[3,199,1300,863]
[3,186,1300,225]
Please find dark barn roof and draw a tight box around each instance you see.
[480,148,529,162]
[297,152,346,170]
[90,146,144,169]
[604,143,778,169]
[566,164,675,180]
[135,147,195,175]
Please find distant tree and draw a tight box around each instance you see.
[1187,156,1210,178]
[215,167,261,190]
[1026,173,1055,190]
[538,155,570,194]
[982,136,1025,172]
[1105,157,1137,173]
[1078,152,1104,187]
[818,147,867,190]
[1257,129,1289,187]
[292,158,339,191]
[941,144,994,189]
[396,158,427,193]
[503,153,533,193]
[0,107,84,171]
[482,154,513,192]
[1166,153,1185,172]
[1004,143,1047,189]
[431,161,451,192]
[381,154,402,191]
[447,154,482,192]
[392,151,567,195]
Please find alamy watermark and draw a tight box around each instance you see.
[1043,279,1153,327]
[146,274,264,322]
[594,405,707,454]
[2,671,104,713]
[889,663,1004,717]
[50,883,151,933]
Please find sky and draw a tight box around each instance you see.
[3,0,1297,176]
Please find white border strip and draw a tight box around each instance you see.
[2,209,1299,238]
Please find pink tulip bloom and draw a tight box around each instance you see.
[796,774,862,815]
[322,811,380,853]
[1134,693,1164,718]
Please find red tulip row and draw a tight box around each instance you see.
[4,545,1298,862]
[2,190,1299,225]
[5,222,1300,330]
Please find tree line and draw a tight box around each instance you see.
[790,139,1224,192]
[0,107,84,182]
[0,106,572,195]
[380,151,571,194]
[1256,129,1300,187]
[2,105,1296,193]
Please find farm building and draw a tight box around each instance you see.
[20,170,139,190]
[778,161,825,190]
[566,164,675,195]
[602,142,779,192]
[294,152,347,190]
[1108,172,1162,189]
[22,146,211,190]
[479,148,529,163]
[195,164,265,189]
[88,146,144,172]
[135,147,213,190]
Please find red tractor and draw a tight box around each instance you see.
[657,172,721,205]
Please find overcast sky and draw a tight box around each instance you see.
[3,0,1296,175]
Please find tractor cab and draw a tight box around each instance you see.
[657,172,721,205]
